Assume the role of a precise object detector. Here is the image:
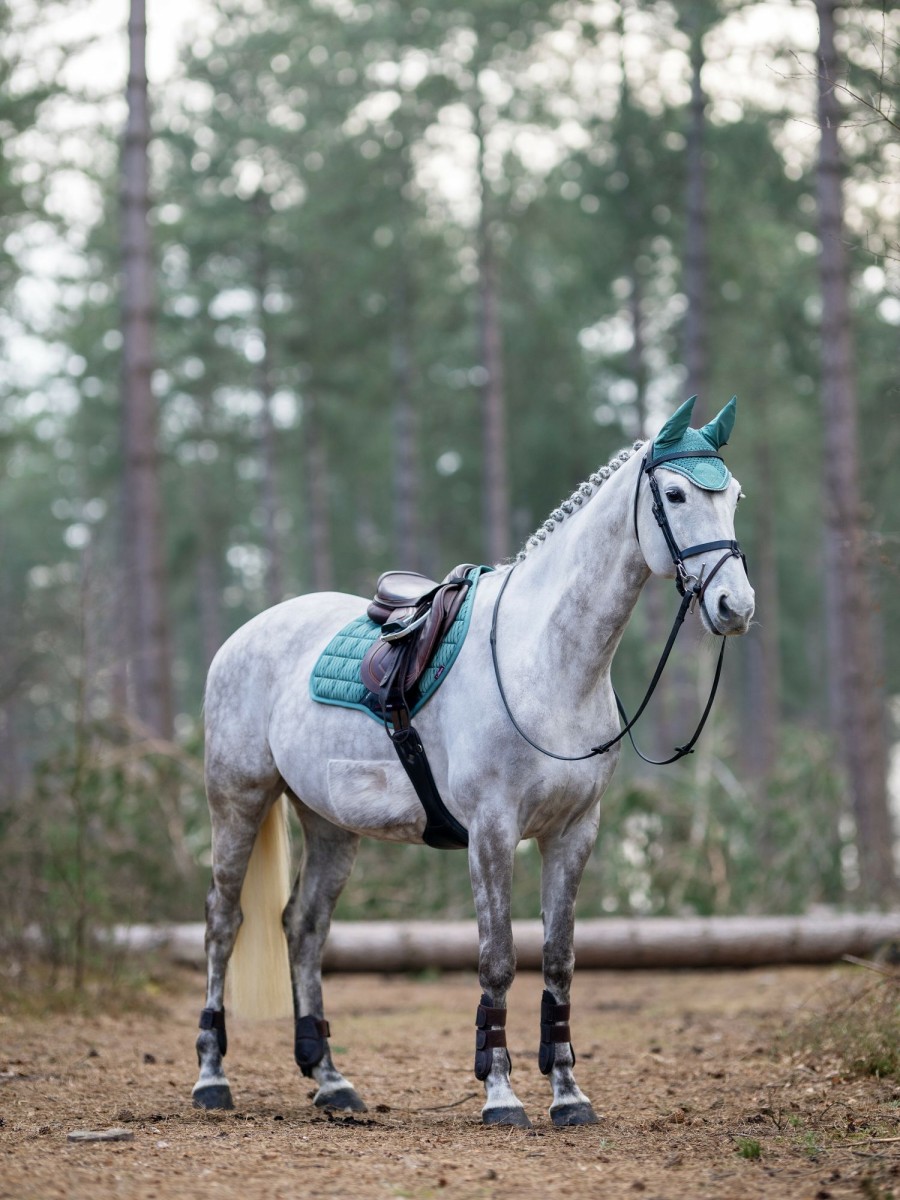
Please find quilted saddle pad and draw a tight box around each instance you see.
[309,566,490,723]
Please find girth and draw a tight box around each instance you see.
[362,564,490,850]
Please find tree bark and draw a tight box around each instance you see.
[683,25,709,408]
[131,914,900,972]
[815,0,896,901]
[474,104,510,564]
[391,268,421,571]
[252,193,284,608]
[120,0,173,738]
[304,394,333,592]
[189,391,224,670]
[745,386,780,781]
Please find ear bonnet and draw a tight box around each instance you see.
[651,395,736,491]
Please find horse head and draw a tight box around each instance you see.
[634,396,755,636]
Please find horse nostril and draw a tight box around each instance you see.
[718,593,732,622]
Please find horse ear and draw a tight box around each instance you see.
[699,396,737,450]
[653,396,696,450]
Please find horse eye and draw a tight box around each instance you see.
[665,487,686,504]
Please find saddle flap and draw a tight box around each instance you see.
[360,575,475,700]
[360,638,401,695]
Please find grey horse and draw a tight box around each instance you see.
[192,397,755,1128]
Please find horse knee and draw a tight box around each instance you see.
[542,949,575,994]
[478,949,516,998]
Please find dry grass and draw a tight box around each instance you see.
[787,961,900,1081]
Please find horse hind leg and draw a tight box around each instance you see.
[192,772,289,1111]
[283,796,366,1112]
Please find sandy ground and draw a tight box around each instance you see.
[2,965,898,1200]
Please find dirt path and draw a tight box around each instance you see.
[2,966,898,1199]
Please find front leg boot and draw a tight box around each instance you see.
[474,993,510,1080]
[538,990,573,1075]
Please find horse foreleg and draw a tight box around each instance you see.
[538,818,600,1127]
[469,821,531,1128]
[283,799,366,1112]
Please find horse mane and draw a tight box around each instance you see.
[516,440,646,561]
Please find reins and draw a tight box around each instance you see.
[489,450,748,766]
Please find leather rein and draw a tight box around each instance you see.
[490,449,748,766]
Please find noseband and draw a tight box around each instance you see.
[490,450,749,766]
[635,449,747,626]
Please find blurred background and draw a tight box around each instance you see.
[0,0,897,988]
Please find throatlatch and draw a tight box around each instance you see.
[474,993,510,1081]
[198,1007,227,1056]
[295,1014,331,1077]
[538,991,574,1075]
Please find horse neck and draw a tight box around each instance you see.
[509,454,650,700]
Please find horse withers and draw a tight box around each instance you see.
[192,396,754,1127]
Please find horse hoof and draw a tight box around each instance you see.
[314,1087,368,1113]
[482,1105,532,1129]
[551,1101,599,1127]
[192,1084,235,1111]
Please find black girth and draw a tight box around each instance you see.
[490,448,748,766]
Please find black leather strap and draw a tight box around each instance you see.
[199,1007,227,1056]
[389,723,469,849]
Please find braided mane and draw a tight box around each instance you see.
[516,440,646,562]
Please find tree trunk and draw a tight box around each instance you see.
[474,106,510,564]
[137,914,900,973]
[257,328,283,607]
[304,394,333,592]
[683,26,709,408]
[120,0,173,739]
[253,194,284,608]
[391,268,421,571]
[745,386,780,781]
[815,0,896,901]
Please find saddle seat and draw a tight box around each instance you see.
[361,563,477,700]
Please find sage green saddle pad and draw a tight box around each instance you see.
[309,566,491,723]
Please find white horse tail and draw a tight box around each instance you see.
[226,796,294,1020]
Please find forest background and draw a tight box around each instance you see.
[1,0,898,987]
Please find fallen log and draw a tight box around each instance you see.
[112,913,900,971]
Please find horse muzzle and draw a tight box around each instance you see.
[704,583,755,636]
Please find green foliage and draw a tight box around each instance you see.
[734,1137,762,1160]
[1,721,208,987]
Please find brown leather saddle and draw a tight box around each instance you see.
[359,563,480,851]
[360,563,476,700]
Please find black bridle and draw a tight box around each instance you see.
[490,449,749,766]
